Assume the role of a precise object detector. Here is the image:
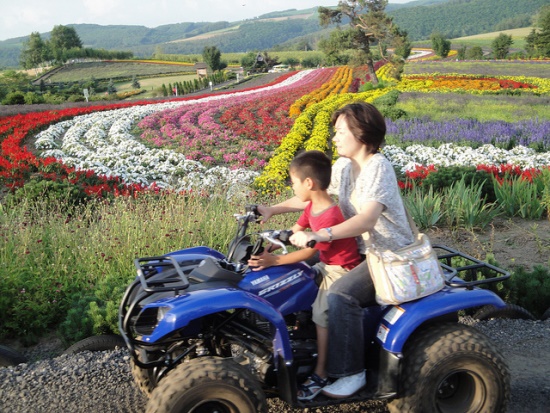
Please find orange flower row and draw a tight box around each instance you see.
[288,66,353,118]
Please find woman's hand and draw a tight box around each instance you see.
[290,230,321,248]
[248,251,277,271]
[256,205,273,224]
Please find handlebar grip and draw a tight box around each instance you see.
[278,230,293,243]
[306,240,317,248]
[245,204,262,222]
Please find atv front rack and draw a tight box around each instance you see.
[134,255,190,293]
[433,244,510,288]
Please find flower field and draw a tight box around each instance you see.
[1,61,549,198]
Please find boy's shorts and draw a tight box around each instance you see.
[311,262,350,328]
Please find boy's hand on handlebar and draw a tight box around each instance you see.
[290,231,320,248]
[248,251,276,271]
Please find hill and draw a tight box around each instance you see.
[0,0,546,68]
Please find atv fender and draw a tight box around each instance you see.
[139,287,293,361]
[375,286,507,354]
[165,246,226,261]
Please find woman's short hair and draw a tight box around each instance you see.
[331,101,386,154]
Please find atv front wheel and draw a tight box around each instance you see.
[388,323,510,413]
[131,357,157,397]
[146,357,267,413]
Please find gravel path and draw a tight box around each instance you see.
[1,319,549,413]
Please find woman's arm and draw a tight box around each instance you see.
[290,201,384,247]
[258,196,309,223]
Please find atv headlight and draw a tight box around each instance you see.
[133,306,170,336]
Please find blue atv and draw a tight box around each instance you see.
[118,205,511,413]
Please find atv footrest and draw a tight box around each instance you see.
[134,255,190,293]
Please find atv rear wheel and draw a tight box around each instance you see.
[473,304,535,321]
[63,334,126,354]
[387,323,510,413]
[146,357,267,413]
[0,345,27,367]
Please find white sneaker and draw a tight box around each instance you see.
[321,370,366,398]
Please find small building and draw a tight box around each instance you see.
[194,63,208,78]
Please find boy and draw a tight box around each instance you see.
[248,150,362,400]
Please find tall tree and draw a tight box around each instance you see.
[19,32,48,72]
[318,0,409,85]
[49,25,82,63]
[492,33,513,59]
[525,5,550,57]
[202,46,222,72]
[430,32,451,58]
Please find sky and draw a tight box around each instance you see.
[0,0,412,42]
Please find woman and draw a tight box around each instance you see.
[260,101,414,399]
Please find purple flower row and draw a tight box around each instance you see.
[386,118,550,150]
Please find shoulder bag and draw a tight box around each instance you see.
[365,207,446,305]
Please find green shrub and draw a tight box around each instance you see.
[6,179,88,208]
[57,294,96,345]
[67,94,86,102]
[43,92,66,104]
[24,91,45,104]
[380,106,408,121]
[373,89,400,106]
[2,91,26,105]
[422,166,496,202]
[504,266,550,319]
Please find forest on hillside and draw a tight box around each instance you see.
[391,0,548,40]
[0,0,547,68]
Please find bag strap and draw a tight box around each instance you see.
[403,204,420,236]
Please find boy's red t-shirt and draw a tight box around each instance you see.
[297,202,362,270]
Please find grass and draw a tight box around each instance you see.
[47,61,197,83]
[0,192,297,344]
[114,73,200,97]
[413,26,534,52]
[395,93,550,122]
[154,50,325,66]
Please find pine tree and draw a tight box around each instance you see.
[131,75,140,89]
[107,79,117,94]
[492,33,513,59]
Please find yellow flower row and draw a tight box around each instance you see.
[398,73,549,94]
[255,87,390,193]
[376,63,397,83]
[288,66,353,118]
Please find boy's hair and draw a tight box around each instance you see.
[289,150,331,190]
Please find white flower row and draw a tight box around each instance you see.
[34,71,314,195]
[384,143,550,172]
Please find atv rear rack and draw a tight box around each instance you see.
[434,244,510,288]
